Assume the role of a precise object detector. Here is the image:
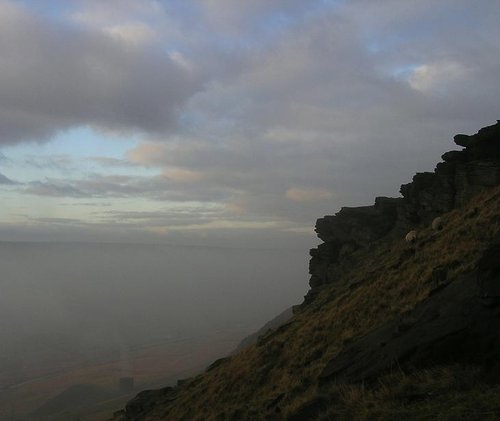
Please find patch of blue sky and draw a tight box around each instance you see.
[255,12,300,42]
[366,40,383,55]
[423,4,490,31]
[48,126,140,158]
[2,127,158,182]
[163,0,201,24]
[309,0,346,15]
[362,32,416,56]
[20,0,75,21]
[363,4,479,57]
[390,63,421,80]
[211,0,343,51]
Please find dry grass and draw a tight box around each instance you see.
[142,186,500,420]
[316,365,500,420]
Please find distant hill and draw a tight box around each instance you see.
[34,383,115,418]
[232,306,294,354]
[113,121,500,420]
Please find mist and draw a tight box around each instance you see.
[0,241,308,391]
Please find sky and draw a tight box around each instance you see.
[0,0,499,247]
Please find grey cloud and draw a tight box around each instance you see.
[98,208,227,228]
[98,203,291,227]
[127,2,500,227]
[24,176,141,199]
[59,201,113,207]
[23,173,232,202]
[23,155,74,171]
[88,157,138,168]
[25,180,87,197]
[20,168,334,228]
[200,0,317,33]
[29,217,83,224]
[0,0,202,145]
[0,172,15,185]
[4,1,500,242]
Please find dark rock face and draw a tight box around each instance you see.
[401,121,500,216]
[319,241,500,384]
[309,197,401,289]
[315,197,401,245]
[307,121,500,296]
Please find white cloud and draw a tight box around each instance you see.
[408,61,469,93]
[103,23,157,45]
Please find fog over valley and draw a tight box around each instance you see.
[0,242,307,389]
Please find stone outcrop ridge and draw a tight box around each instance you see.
[307,121,500,294]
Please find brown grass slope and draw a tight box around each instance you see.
[113,185,500,421]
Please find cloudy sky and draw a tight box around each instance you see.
[0,0,499,247]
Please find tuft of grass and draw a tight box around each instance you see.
[316,365,500,421]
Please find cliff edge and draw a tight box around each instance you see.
[113,121,500,420]
[308,121,500,295]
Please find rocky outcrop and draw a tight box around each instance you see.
[306,121,500,297]
[309,197,401,289]
[399,121,500,221]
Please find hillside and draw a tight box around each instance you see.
[113,121,500,420]
[232,307,294,354]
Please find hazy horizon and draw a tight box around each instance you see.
[0,241,308,389]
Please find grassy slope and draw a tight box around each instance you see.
[137,186,500,420]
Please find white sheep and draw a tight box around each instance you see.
[432,216,443,231]
[405,230,417,244]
